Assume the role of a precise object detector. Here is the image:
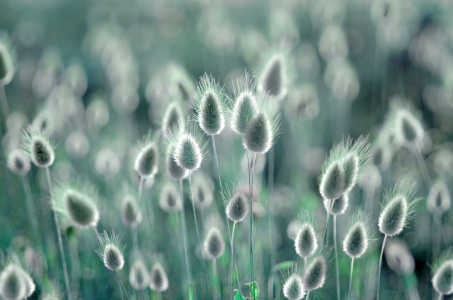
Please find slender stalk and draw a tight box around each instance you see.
[230,222,241,291]
[92,226,101,240]
[179,178,194,300]
[314,201,333,300]
[267,147,276,269]
[46,167,72,300]
[438,294,442,300]
[157,292,162,300]
[304,258,307,273]
[133,177,144,251]
[334,216,340,300]
[306,290,310,300]
[412,145,432,189]
[348,258,354,300]
[377,235,388,300]
[0,84,10,128]
[247,151,256,299]
[115,270,130,300]
[188,171,210,300]
[21,176,42,249]
[213,259,218,300]
[211,135,241,297]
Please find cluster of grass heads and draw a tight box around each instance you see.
[2,0,453,299]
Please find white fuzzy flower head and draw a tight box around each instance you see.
[7,149,31,177]
[159,183,182,213]
[283,274,305,300]
[427,181,451,216]
[384,238,415,276]
[134,141,159,178]
[149,263,169,292]
[192,174,213,210]
[294,208,318,259]
[323,193,349,216]
[257,50,290,101]
[343,210,373,259]
[22,127,55,168]
[162,101,185,137]
[165,143,188,180]
[174,133,203,171]
[129,261,150,290]
[203,227,225,260]
[230,73,259,135]
[0,34,16,85]
[303,256,327,291]
[0,264,35,300]
[432,249,453,296]
[388,97,424,147]
[96,231,126,272]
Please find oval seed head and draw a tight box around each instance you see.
[389,98,424,146]
[165,143,188,180]
[378,178,421,237]
[319,162,345,201]
[384,238,415,276]
[257,53,288,101]
[225,192,249,223]
[7,149,31,177]
[22,128,55,168]
[129,261,150,290]
[96,231,126,272]
[303,256,327,291]
[433,249,453,296]
[159,183,182,213]
[295,223,318,258]
[343,210,373,259]
[324,193,349,216]
[192,175,213,210]
[121,195,139,226]
[18,268,35,298]
[283,274,305,300]
[427,181,451,216]
[342,154,358,193]
[231,91,258,135]
[174,133,203,171]
[162,102,185,137]
[134,142,159,178]
[194,73,226,136]
[203,227,225,260]
[0,34,16,85]
[242,112,272,154]
[54,184,100,229]
[149,263,169,292]
[0,265,26,300]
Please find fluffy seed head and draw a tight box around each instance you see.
[134,141,159,178]
[192,174,213,210]
[194,73,226,135]
[225,191,249,223]
[324,193,349,216]
[0,265,26,300]
[129,261,150,290]
[303,256,327,291]
[384,238,415,276]
[17,268,35,298]
[257,51,290,101]
[242,105,280,154]
[121,195,139,226]
[283,274,305,300]
[96,231,126,271]
[149,263,168,292]
[174,133,203,171]
[0,34,16,85]
[204,227,225,259]
[22,128,55,168]
[427,181,451,216]
[294,208,318,258]
[54,181,100,229]
[343,210,373,258]
[319,162,345,201]
[432,249,453,296]
[162,101,185,137]
[165,143,188,180]
[7,149,31,177]
[230,73,259,135]
[388,97,424,146]
[378,178,421,237]
[159,183,182,213]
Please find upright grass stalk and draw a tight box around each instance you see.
[334,215,340,300]
[411,145,432,189]
[132,177,144,251]
[115,270,130,300]
[268,147,276,270]
[247,151,256,299]
[188,170,210,300]
[348,258,354,300]
[211,135,241,298]
[21,176,42,251]
[213,259,219,300]
[46,166,72,300]
[179,178,194,300]
[0,84,10,127]
[376,235,388,300]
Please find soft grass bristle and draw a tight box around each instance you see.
[121,195,139,226]
[203,227,225,260]
[295,223,318,259]
[165,143,188,180]
[129,261,150,290]
[0,34,16,85]
[95,231,126,272]
[174,133,203,171]
[242,106,280,154]
[23,128,55,168]
[283,274,305,300]
[225,191,248,223]
[319,162,345,201]
[257,52,288,101]
[162,101,185,137]
[194,73,226,136]
[7,149,31,176]
[134,141,159,178]
[159,183,182,213]
[0,265,26,300]
[384,238,415,276]
[149,263,169,292]
[303,255,327,291]
[378,178,421,237]
[230,73,258,135]
[432,249,453,296]
[324,193,349,215]
[388,97,424,146]
[342,210,373,259]
[427,181,451,215]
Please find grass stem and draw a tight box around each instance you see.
[377,235,388,300]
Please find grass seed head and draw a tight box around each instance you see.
[295,223,318,259]
[162,101,185,137]
[22,127,55,168]
[129,261,150,290]
[0,33,16,85]
[384,238,415,276]
[96,231,126,272]
[7,149,31,177]
[427,181,451,216]
[0,264,33,300]
[225,191,249,223]
[378,178,421,237]
[283,274,305,300]
[134,140,159,178]
[165,143,188,180]
[121,195,139,226]
[303,255,327,291]
[257,47,291,101]
[324,193,349,216]
[159,182,182,213]
[192,174,213,210]
[149,263,169,292]
[203,227,225,260]
[319,161,345,201]
[388,97,424,147]
[230,73,259,135]
[432,249,453,296]
[343,209,373,258]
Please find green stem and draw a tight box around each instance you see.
[231,222,241,291]
[21,176,42,252]
[348,258,354,300]
[247,151,256,299]
[267,147,276,269]
[179,178,194,300]
[0,83,10,129]
[133,177,144,252]
[46,167,72,300]
[115,270,130,300]
[377,235,388,300]
[213,259,218,300]
[305,290,310,300]
[334,216,340,300]
[189,171,210,300]
[412,145,432,189]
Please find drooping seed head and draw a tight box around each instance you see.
[134,140,159,178]
[7,149,31,177]
[192,174,213,210]
[54,181,100,229]
[121,195,139,226]
[343,210,373,258]
[230,73,259,135]
[384,238,415,276]
[194,73,226,136]
[165,143,188,180]
[129,261,150,290]
[378,178,421,237]
[149,263,168,292]
[432,249,453,296]
[303,255,327,291]
[22,128,55,168]
[96,231,126,272]
[203,227,225,260]
[324,193,349,216]
[0,34,16,85]
[388,97,424,146]
[0,265,26,300]
[283,274,305,300]
[257,50,290,101]
[427,181,451,216]
[162,101,185,137]
[159,183,182,213]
